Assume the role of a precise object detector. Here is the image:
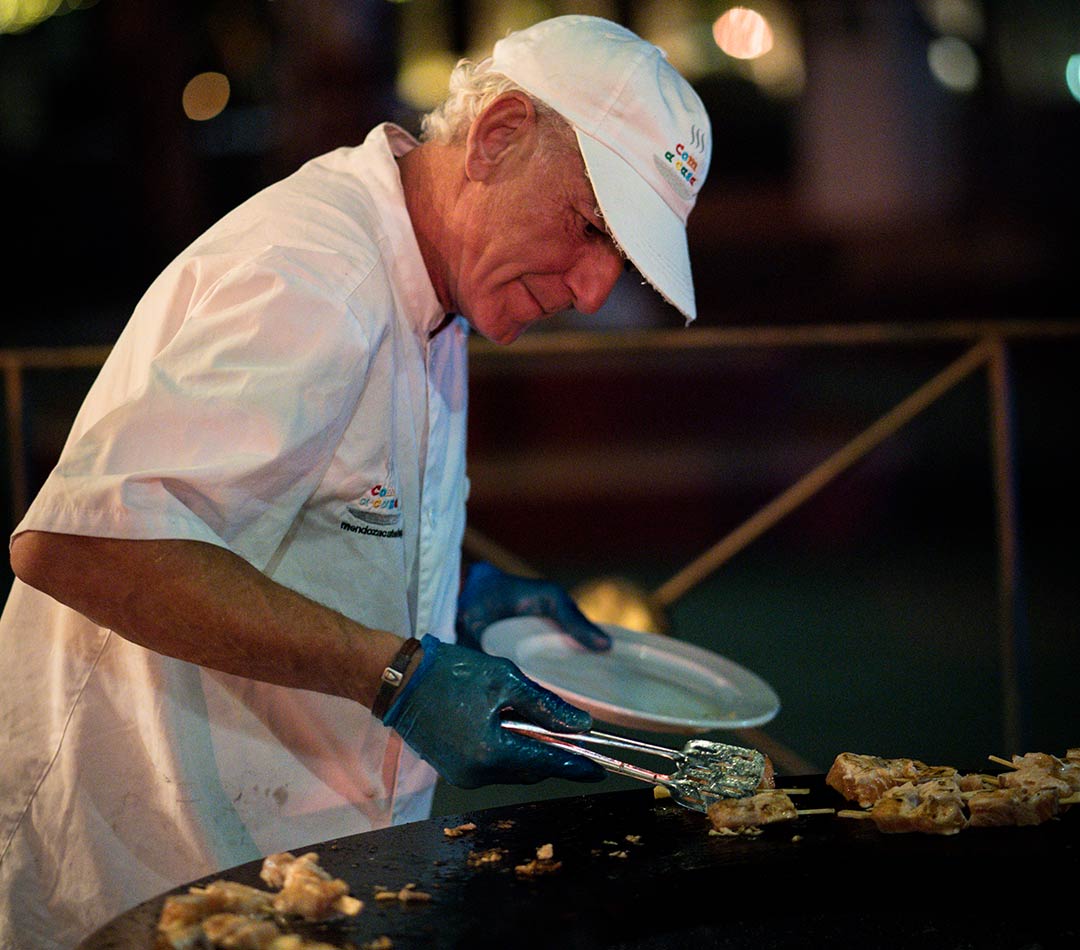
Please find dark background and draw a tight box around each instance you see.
[2,0,1077,813]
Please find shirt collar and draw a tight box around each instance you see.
[358,123,446,338]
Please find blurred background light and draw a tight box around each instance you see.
[994,0,1080,104]
[641,1,802,100]
[637,1,709,79]
[0,0,95,33]
[1067,54,1080,103]
[918,0,986,43]
[1,0,60,34]
[745,1,805,98]
[571,575,669,636]
[713,6,774,61]
[397,50,459,112]
[927,35,980,93]
[182,72,231,122]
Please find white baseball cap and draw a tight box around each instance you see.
[489,15,711,323]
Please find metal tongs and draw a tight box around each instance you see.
[502,719,766,814]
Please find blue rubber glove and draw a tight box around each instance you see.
[382,635,606,788]
[455,561,612,652]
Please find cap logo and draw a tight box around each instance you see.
[687,123,707,153]
[654,124,708,203]
[665,143,700,186]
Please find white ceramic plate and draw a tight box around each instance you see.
[481,617,780,734]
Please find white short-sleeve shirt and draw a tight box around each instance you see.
[0,123,468,949]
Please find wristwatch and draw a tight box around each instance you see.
[372,637,422,721]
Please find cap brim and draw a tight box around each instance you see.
[575,131,697,324]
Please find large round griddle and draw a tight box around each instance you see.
[80,776,1079,949]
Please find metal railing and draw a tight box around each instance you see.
[462,318,1076,761]
[3,319,1076,766]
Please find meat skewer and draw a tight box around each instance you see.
[825,752,956,808]
[832,747,1079,833]
[706,789,798,832]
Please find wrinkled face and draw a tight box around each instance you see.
[450,143,626,345]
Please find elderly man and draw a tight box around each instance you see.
[0,14,711,947]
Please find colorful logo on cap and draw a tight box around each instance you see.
[656,124,707,202]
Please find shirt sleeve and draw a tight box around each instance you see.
[17,252,376,570]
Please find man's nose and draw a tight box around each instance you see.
[567,243,625,315]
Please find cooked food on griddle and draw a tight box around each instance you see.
[706,788,798,832]
[198,913,300,948]
[831,748,1079,834]
[825,752,956,808]
[260,851,362,921]
[156,852,360,950]
[956,772,999,793]
[996,752,1080,796]
[862,777,967,836]
[967,783,1064,827]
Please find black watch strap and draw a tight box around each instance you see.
[372,637,422,721]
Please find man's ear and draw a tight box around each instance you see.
[464,92,536,182]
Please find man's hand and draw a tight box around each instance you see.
[455,561,611,652]
[382,635,606,788]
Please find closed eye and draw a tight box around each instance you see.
[581,208,627,266]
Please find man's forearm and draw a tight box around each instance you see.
[10,530,408,708]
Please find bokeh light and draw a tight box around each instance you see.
[636,3,710,80]
[1,0,61,34]
[1067,54,1080,103]
[918,0,986,43]
[396,50,459,111]
[713,6,774,61]
[182,72,231,122]
[572,576,668,635]
[2,0,96,32]
[927,35,980,93]
[746,2,805,98]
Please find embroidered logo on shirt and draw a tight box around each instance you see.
[342,483,403,538]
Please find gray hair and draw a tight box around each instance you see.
[421,56,579,166]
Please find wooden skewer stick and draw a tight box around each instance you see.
[1060,793,1080,806]
[836,809,873,820]
[780,788,811,795]
[988,755,1017,769]
[795,808,836,816]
